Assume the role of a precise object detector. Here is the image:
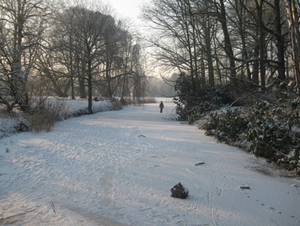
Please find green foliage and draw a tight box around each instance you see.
[175,75,300,170]
[204,109,249,143]
[174,73,235,122]
[247,101,300,161]
[174,73,197,121]
[204,99,300,169]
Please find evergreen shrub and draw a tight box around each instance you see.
[204,100,300,169]
[204,109,249,143]
[174,73,235,123]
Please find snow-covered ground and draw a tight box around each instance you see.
[1,100,300,226]
[0,99,114,139]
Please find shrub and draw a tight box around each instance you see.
[175,84,236,123]
[31,99,69,133]
[247,101,300,162]
[204,99,300,170]
[201,80,300,170]
[112,99,122,110]
[143,97,156,103]
[120,97,157,105]
[204,108,249,143]
[0,114,30,139]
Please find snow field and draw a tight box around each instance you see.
[0,101,300,226]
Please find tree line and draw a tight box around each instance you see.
[142,0,300,104]
[2,0,300,116]
[0,0,146,114]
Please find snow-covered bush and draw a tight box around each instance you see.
[0,99,118,138]
[204,109,249,143]
[0,115,30,139]
[193,79,300,171]
[247,101,300,167]
[204,99,300,170]
[174,82,235,123]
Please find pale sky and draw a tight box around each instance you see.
[66,0,151,22]
[106,0,150,22]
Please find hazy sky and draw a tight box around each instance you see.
[106,0,150,22]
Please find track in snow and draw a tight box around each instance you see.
[1,102,300,226]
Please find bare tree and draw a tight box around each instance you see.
[0,0,48,112]
[102,16,121,98]
[215,0,237,85]
[142,0,207,95]
[113,26,138,101]
[36,47,72,97]
[73,8,108,113]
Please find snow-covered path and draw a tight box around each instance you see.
[1,102,300,226]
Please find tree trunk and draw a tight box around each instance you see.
[87,61,93,114]
[106,58,113,97]
[79,76,86,98]
[258,0,266,89]
[79,59,86,98]
[200,54,206,88]
[205,18,215,87]
[285,0,300,96]
[218,0,237,85]
[236,0,251,81]
[187,0,201,93]
[69,33,75,99]
[253,27,259,85]
[275,0,286,81]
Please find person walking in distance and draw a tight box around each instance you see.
[159,101,164,113]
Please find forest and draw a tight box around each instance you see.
[142,0,299,97]
[0,0,148,115]
[2,0,300,112]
